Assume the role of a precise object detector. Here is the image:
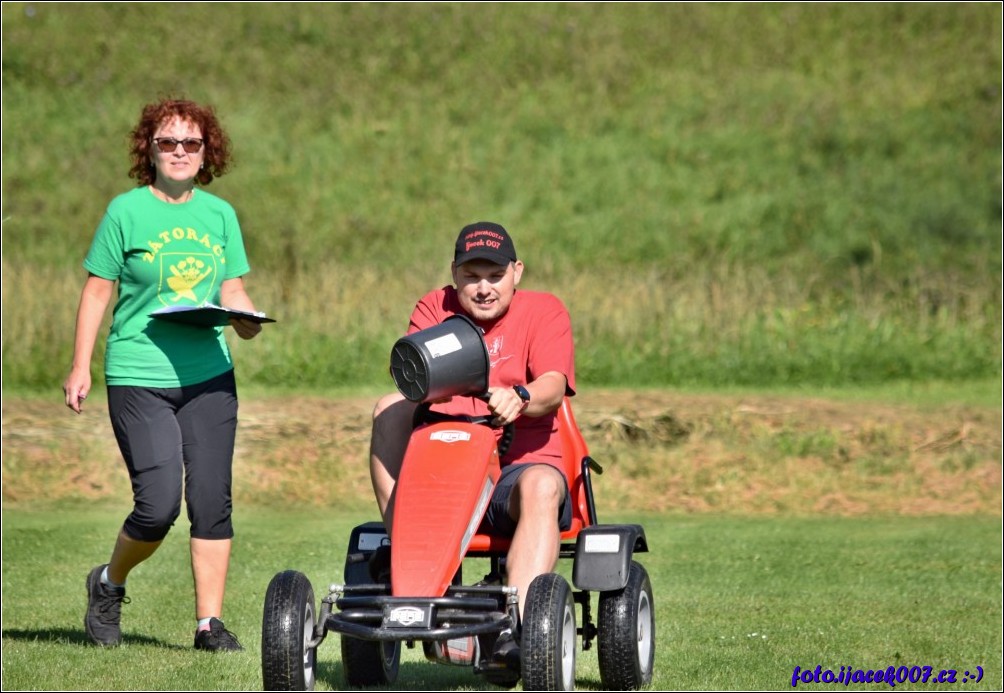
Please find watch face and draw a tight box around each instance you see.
[514,385,531,402]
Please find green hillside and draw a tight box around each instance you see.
[2,3,1000,390]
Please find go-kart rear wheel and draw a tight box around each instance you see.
[597,561,655,690]
[261,570,318,691]
[521,572,577,691]
[340,637,400,687]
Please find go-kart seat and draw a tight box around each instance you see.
[466,397,599,555]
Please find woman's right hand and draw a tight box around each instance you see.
[229,316,262,340]
[63,367,91,414]
[64,274,114,414]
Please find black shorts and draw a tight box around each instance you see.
[478,463,572,537]
[107,370,238,542]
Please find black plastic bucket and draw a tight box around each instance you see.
[389,315,490,402]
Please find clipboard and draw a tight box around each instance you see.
[150,302,277,327]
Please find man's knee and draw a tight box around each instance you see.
[516,466,566,511]
[372,395,417,446]
[372,392,408,421]
[370,393,415,484]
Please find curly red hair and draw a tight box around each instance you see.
[128,98,233,186]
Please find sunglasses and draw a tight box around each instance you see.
[153,137,204,154]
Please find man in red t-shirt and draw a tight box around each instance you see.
[369,221,576,626]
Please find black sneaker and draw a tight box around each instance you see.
[194,617,243,652]
[85,564,128,646]
[491,629,521,669]
[481,628,521,687]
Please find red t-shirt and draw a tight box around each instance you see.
[408,287,576,467]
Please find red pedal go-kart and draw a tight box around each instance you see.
[261,316,655,691]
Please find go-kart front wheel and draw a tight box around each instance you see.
[521,572,577,691]
[597,561,655,690]
[262,570,318,691]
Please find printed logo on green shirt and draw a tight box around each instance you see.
[160,252,218,304]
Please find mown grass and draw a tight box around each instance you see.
[5,388,1000,516]
[1,507,1000,691]
[3,384,1001,686]
[2,3,1001,390]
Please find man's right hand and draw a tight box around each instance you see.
[485,387,526,427]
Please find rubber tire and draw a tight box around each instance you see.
[597,561,655,690]
[338,544,400,687]
[340,637,400,687]
[262,570,318,691]
[521,573,577,691]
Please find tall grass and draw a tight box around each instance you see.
[6,256,996,391]
[2,3,1000,391]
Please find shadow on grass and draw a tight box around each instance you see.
[1,627,187,650]
[313,656,606,691]
[314,660,476,692]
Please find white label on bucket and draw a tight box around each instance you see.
[425,333,464,358]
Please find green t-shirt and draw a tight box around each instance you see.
[84,186,252,387]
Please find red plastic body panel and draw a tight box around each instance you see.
[466,398,592,553]
[390,421,501,597]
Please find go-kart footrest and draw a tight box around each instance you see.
[326,588,516,643]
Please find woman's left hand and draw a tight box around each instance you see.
[229,317,262,340]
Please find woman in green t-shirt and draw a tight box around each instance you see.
[63,98,262,652]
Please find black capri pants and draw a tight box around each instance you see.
[107,369,238,542]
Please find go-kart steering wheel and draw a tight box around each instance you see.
[412,400,516,458]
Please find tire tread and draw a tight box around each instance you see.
[597,562,655,690]
[261,570,316,691]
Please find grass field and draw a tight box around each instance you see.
[2,387,1001,690]
[1,507,1000,691]
[1,3,1000,690]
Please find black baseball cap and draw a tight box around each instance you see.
[453,221,517,267]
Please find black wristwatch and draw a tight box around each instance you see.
[513,384,531,407]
